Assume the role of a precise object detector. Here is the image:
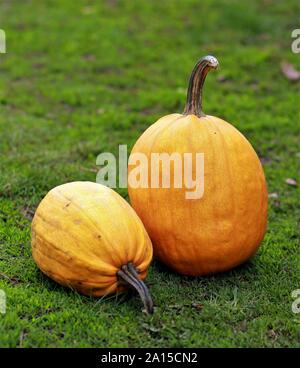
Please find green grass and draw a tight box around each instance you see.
[0,0,300,347]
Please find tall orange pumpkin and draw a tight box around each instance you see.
[128,55,268,276]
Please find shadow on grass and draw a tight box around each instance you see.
[32,252,261,315]
[35,267,150,314]
[151,256,259,284]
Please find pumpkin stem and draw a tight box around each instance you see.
[117,263,154,314]
[184,55,219,117]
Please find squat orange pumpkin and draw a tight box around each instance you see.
[128,56,268,276]
[32,182,154,313]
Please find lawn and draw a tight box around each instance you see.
[0,0,299,348]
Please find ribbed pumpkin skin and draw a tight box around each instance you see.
[32,182,153,296]
[128,114,268,276]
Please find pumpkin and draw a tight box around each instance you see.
[31,181,154,313]
[128,55,268,276]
